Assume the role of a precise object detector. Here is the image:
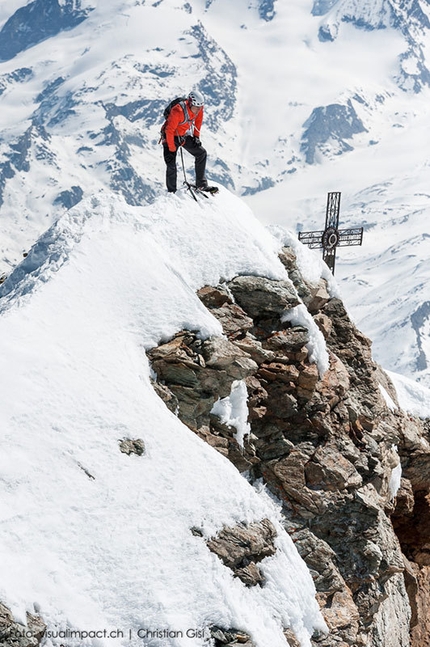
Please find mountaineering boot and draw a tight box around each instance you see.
[196,185,219,195]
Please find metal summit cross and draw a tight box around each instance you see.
[298,192,363,274]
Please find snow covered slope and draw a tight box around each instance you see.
[0,188,326,647]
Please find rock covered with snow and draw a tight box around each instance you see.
[206,519,278,587]
[0,602,46,647]
[300,100,367,165]
[146,212,430,646]
[0,189,331,647]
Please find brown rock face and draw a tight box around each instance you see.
[147,247,430,647]
[206,519,277,587]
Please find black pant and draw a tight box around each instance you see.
[163,136,207,192]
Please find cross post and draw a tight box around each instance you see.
[298,192,363,274]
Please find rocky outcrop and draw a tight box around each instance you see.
[391,419,430,647]
[0,0,91,63]
[210,626,254,647]
[206,519,277,587]
[0,603,45,647]
[148,245,430,647]
[119,438,146,456]
[300,100,367,164]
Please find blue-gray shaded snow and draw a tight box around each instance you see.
[0,0,92,62]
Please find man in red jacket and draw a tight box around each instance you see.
[162,90,211,193]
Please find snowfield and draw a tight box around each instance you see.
[0,188,328,647]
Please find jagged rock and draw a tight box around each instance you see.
[255,435,294,461]
[292,529,360,645]
[151,380,179,415]
[119,438,145,456]
[278,247,296,272]
[258,361,299,384]
[409,564,430,646]
[297,363,320,398]
[210,626,254,646]
[305,444,363,491]
[316,352,350,403]
[264,326,309,352]
[244,375,268,419]
[318,590,360,639]
[278,248,330,314]
[197,285,254,338]
[208,415,259,472]
[228,276,299,318]
[197,284,231,308]
[148,331,259,469]
[146,260,430,646]
[267,448,326,517]
[206,519,277,587]
[0,603,46,647]
[200,336,257,376]
[400,416,429,453]
[398,418,430,491]
[314,312,333,338]
[233,334,276,364]
[322,298,376,389]
[209,302,255,338]
[284,628,302,647]
[392,478,415,518]
[262,386,299,421]
[305,281,331,314]
[194,425,229,456]
[369,573,411,647]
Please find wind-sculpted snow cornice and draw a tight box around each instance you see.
[0,0,93,63]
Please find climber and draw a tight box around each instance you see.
[160,90,217,194]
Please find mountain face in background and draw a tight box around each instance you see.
[313,0,430,91]
[0,0,92,62]
[0,0,429,381]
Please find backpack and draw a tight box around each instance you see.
[160,96,193,142]
[163,96,187,120]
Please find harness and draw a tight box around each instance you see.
[160,101,196,143]
[174,100,196,136]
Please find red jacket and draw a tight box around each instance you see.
[164,100,203,152]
